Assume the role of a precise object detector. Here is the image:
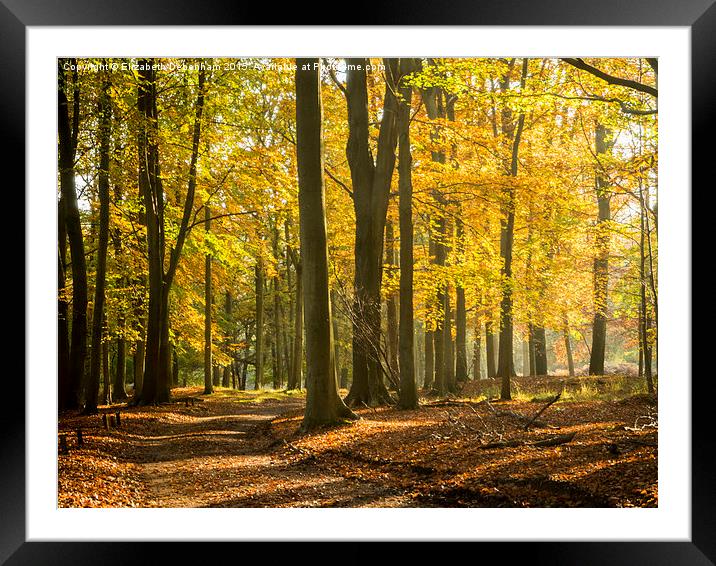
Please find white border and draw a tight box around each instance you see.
[27,26,691,541]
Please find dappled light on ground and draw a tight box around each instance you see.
[58,381,657,508]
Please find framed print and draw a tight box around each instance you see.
[8,0,711,563]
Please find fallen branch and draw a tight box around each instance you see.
[524,392,561,431]
[480,432,576,450]
[485,400,558,429]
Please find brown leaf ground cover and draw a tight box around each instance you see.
[57,377,657,508]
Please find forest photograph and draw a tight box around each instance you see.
[57,55,658,509]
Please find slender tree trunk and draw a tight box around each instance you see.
[498,58,528,400]
[172,346,179,387]
[289,259,303,390]
[589,123,612,375]
[58,201,71,411]
[84,76,112,414]
[295,58,357,429]
[522,337,530,377]
[434,217,447,396]
[639,182,654,393]
[331,289,342,390]
[113,326,127,400]
[473,317,482,382]
[455,218,468,384]
[58,60,88,411]
[385,219,399,379]
[485,321,497,378]
[255,257,265,390]
[272,229,284,389]
[444,284,456,393]
[102,316,111,406]
[134,338,145,393]
[424,329,434,390]
[397,58,418,409]
[564,327,575,377]
[204,204,213,394]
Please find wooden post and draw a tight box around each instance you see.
[101,414,108,430]
[109,414,116,428]
[115,412,121,427]
[76,428,83,447]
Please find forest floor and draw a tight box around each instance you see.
[57,375,657,508]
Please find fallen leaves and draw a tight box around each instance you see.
[58,385,658,508]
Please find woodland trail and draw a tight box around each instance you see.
[58,380,658,508]
[125,390,411,507]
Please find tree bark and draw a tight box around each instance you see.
[295,58,357,429]
[455,218,468,384]
[396,58,418,409]
[137,64,205,405]
[385,219,399,379]
[564,326,575,377]
[473,318,482,381]
[289,255,303,390]
[589,123,612,375]
[58,60,87,411]
[204,204,213,394]
[485,321,497,378]
[344,58,399,408]
[84,75,112,414]
[498,58,528,400]
[533,325,548,376]
[254,257,265,390]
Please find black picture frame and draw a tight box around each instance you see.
[7,1,708,563]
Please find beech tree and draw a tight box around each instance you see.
[295,58,357,429]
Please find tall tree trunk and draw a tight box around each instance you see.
[498,58,528,400]
[444,284,456,393]
[137,61,164,405]
[84,75,111,414]
[295,58,357,429]
[424,329,434,390]
[58,203,71,411]
[397,58,418,409]
[272,229,285,389]
[102,315,111,406]
[434,217,447,396]
[134,339,145,394]
[564,326,575,377]
[385,219,399,379]
[58,60,87,411]
[639,182,654,393]
[113,325,127,400]
[455,218,468,384]
[289,257,303,390]
[255,257,265,390]
[172,346,179,387]
[344,58,399,408]
[485,321,497,378]
[522,337,530,377]
[204,204,213,394]
[589,123,612,375]
[331,289,343,390]
[138,65,205,405]
[473,322,482,382]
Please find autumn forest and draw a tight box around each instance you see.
[57,57,658,508]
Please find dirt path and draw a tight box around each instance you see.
[124,392,409,508]
[58,383,657,508]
